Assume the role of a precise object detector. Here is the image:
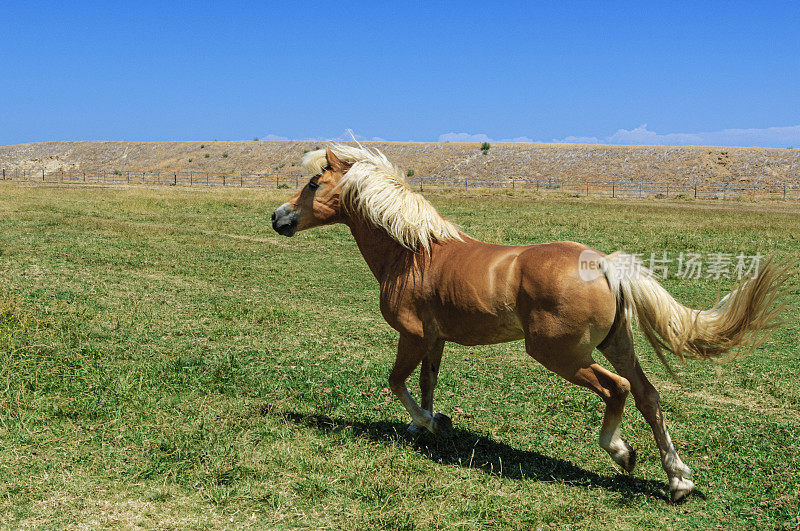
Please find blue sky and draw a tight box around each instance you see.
[2,1,799,147]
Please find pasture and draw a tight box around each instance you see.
[0,182,798,528]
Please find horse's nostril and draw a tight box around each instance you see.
[271,211,277,222]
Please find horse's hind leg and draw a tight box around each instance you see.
[526,340,636,473]
[389,334,451,438]
[599,329,694,502]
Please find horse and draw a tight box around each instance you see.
[271,144,789,502]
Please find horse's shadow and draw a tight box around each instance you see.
[279,410,672,501]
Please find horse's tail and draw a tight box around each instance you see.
[600,252,790,372]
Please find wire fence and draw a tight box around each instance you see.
[2,167,798,200]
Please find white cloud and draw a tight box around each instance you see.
[438,132,538,143]
[606,125,705,146]
[438,132,493,143]
[445,125,800,148]
[600,124,800,148]
[551,135,600,144]
[691,125,800,148]
[260,133,289,141]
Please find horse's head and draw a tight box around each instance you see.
[271,147,351,236]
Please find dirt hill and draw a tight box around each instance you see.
[1,140,798,185]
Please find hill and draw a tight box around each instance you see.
[1,140,798,185]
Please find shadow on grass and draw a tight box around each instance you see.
[279,410,669,501]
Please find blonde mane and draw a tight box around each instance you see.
[301,144,463,251]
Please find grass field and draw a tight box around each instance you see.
[0,182,798,528]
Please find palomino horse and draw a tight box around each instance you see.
[271,144,788,502]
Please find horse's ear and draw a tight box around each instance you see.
[326,147,346,172]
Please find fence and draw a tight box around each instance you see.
[1,167,798,200]
[0,167,297,189]
[409,176,799,200]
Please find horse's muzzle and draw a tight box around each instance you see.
[271,205,298,237]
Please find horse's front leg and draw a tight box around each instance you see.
[389,334,452,438]
[420,339,445,413]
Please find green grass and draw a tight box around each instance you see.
[0,183,798,528]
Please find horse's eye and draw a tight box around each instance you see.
[308,180,319,191]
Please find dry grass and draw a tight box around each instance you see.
[1,140,799,186]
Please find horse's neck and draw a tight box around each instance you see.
[346,216,414,283]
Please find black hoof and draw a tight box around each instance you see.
[431,413,453,438]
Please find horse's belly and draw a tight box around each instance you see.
[436,310,524,346]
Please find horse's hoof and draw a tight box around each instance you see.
[406,423,425,440]
[669,476,695,503]
[431,413,453,438]
[618,442,637,474]
[605,439,637,473]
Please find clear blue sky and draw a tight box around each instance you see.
[2,1,799,146]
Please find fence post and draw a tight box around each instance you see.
[173,172,177,185]
[1,168,4,180]
[586,183,589,196]
[190,172,193,186]
[752,184,756,201]
[694,183,697,198]
[465,177,468,190]
[295,175,299,189]
[511,177,515,191]
[42,169,45,181]
[784,184,787,200]
[612,182,615,198]
[536,179,539,191]
[275,174,278,188]
[223,174,226,187]
[666,183,669,197]
[241,174,243,187]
